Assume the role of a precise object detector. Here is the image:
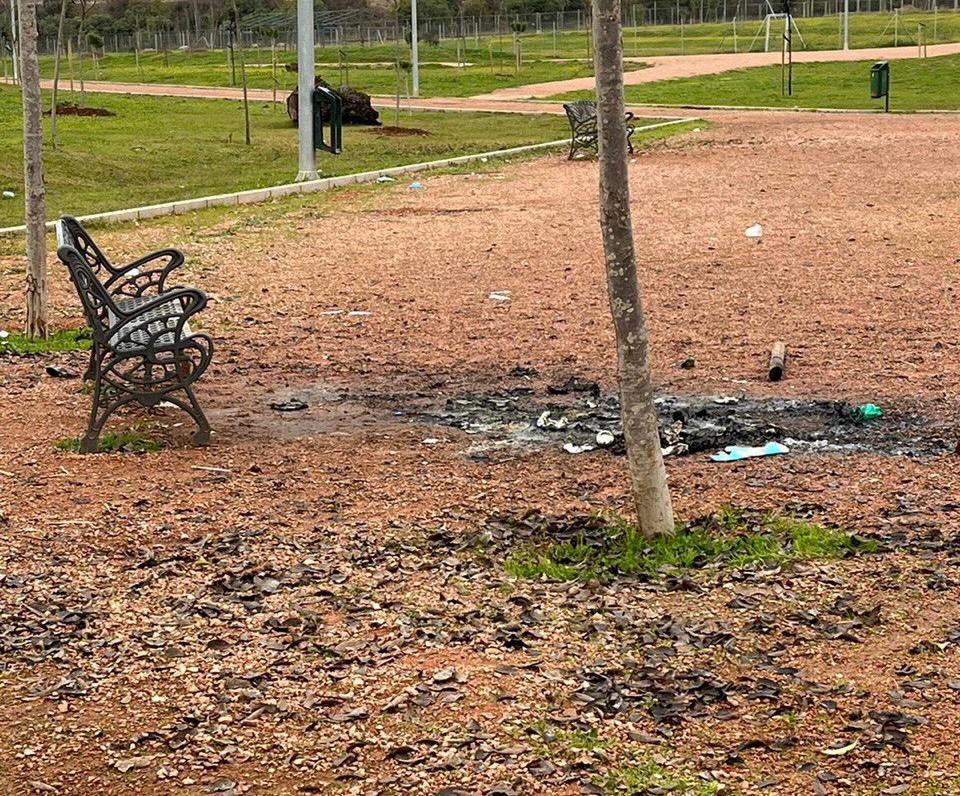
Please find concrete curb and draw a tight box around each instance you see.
[0,118,696,236]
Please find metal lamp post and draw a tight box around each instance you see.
[843,0,849,50]
[296,0,317,181]
[411,0,420,97]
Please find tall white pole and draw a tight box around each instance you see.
[843,0,849,49]
[10,0,20,83]
[296,0,317,181]
[411,0,420,97]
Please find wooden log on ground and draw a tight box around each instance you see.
[768,341,786,381]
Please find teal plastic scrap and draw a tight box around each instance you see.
[710,441,790,463]
[855,403,883,420]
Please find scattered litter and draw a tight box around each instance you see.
[563,442,594,454]
[347,310,371,317]
[409,180,423,190]
[422,438,440,445]
[855,403,883,421]
[711,441,789,463]
[509,365,538,379]
[595,430,616,447]
[744,223,763,239]
[537,411,569,430]
[692,127,702,133]
[768,340,787,381]
[0,330,9,339]
[320,309,344,316]
[680,356,695,370]
[376,175,395,183]
[1,190,14,199]
[822,740,859,757]
[713,396,739,405]
[44,365,78,379]
[661,444,686,456]
[270,398,309,412]
[489,290,511,302]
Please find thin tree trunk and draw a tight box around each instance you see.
[50,0,68,149]
[77,28,86,105]
[18,0,48,339]
[233,3,250,145]
[591,0,673,537]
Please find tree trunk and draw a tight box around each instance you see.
[50,0,68,148]
[77,28,86,105]
[591,0,673,537]
[18,0,48,339]
[233,3,250,145]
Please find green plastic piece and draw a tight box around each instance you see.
[856,403,883,420]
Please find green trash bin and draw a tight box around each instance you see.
[870,61,889,109]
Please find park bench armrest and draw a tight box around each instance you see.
[105,287,208,352]
[105,248,186,297]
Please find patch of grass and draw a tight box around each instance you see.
[36,49,615,98]
[0,327,91,355]
[31,11,960,95]
[55,430,165,454]
[527,720,609,759]
[557,52,960,111]
[0,87,581,225]
[504,508,878,582]
[602,757,723,795]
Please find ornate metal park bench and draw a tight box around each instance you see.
[563,100,636,160]
[56,216,213,453]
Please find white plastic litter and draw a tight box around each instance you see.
[422,438,440,445]
[376,175,396,183]
[0,330,8,339]
[489,290,511,302]
[595,430,616,447]
[347,310,371,317]
[1,190,14,199]
[710,441,789,463]
[745,223,763,239]
[537,411,569,430]
[563,442,594,454]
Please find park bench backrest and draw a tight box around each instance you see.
[564,100,597,128]
[56,219,119,345]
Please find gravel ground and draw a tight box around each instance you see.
[1,112,960,796]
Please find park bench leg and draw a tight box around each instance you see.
[160,385,211,447]
[83,343,97,382]
[80,364,136,453]
[184,384,212,446]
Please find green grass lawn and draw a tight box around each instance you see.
[24,9,960,98]
[557,52,960,110]
[0,86,580,224]
[35,48,614,97]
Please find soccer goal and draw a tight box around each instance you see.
[749,7,807,52]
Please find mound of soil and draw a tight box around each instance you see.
[45,102,115,118]
[374,126,431,137]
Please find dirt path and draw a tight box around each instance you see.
[479,40,960,98]
[37,40,960,108]
[2,112,960,795]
